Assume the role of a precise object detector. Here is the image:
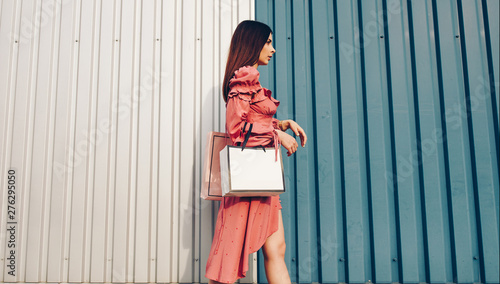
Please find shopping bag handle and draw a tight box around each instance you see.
[241,123,253,151]
[240,124,267,152]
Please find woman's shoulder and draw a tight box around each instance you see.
[233,65,259,80]
[228,66,262,99]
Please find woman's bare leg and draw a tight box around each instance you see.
[262,210,291,284]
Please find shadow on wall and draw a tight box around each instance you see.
[180,85,222,283]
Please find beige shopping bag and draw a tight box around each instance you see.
[201,132,229,200]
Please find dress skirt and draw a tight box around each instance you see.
[204,195,282,283]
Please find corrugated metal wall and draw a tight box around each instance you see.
[0,0,255,283]
[255,0,499,283]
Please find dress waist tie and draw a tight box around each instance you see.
[273,129,280,162]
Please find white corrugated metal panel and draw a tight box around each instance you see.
[0,0,255,283]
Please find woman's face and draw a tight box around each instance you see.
[256,33,276,66]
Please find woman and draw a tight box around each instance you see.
[205,20,307,284]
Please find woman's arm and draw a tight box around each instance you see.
[275,130,298,156]
[277,119,307,147]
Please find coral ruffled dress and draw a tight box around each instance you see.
[205,66,282,283]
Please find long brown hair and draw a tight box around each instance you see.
[222,20,272,102]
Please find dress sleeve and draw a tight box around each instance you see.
[226,94,252,145]
[272,118,280,130]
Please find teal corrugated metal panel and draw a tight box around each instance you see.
[434,1,479,281]
[360,1,402,282]
[309,0,346,283]
[407,1,452,282]
[456,1,499,283]
[359,0,399,282]
[256,0,499,283]
[484,0,500,139]
[336,1,372,282]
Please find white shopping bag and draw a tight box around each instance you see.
[219,145,285,197]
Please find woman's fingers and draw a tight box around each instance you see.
[299,128,307,147]
[293,124,306,147]
[289,121,307,147]
[284,138,297,155]
[276,127,303,156]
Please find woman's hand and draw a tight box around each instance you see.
[280,120,307,147]
[276,130,298,156]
